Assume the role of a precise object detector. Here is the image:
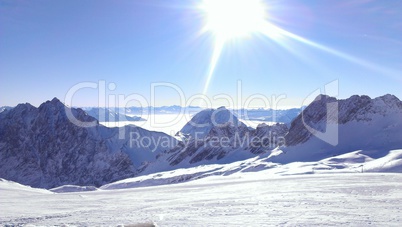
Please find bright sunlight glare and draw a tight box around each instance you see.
[199,0,400,100]
[201,0,268,40]
[200,0,270,98]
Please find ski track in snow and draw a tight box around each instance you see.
[1,173,402,226]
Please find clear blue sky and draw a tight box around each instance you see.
[1,0,401,108]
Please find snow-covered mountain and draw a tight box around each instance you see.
[141,107,288,175]
[0,98,176,189]
[140,94,402,176]
[1,94,401,189]
[271,94,402,163]
[179,106,246,139]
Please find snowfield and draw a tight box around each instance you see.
[1,173,402,226]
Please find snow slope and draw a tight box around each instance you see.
[1,173,402,226]
[100,149,402,190]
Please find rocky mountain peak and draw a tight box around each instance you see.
[180,107,243,139]
[37,98,97,126]
[0,99,136,188]
[285,94,402,146]
[374,94,402,109]
[313,94,337,103]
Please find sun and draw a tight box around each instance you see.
[200,0,268,40]
[199,0,269,97]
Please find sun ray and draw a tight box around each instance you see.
[199,0,401,101]
[202,37,225,96]
[259,22,401,80]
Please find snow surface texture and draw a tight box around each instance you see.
[1,173,402,226]
[101,149,402,190]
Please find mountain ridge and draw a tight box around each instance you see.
[1,94,401,188]
[0,98,177,188]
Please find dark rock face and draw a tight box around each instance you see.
[167,140,206,166]
[248,123,288,154]
[0,98,136,189]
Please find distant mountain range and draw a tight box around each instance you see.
[0,94,401,189]
[84,108,145,122]
[2,105,302,124]
[0,106,13,113]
